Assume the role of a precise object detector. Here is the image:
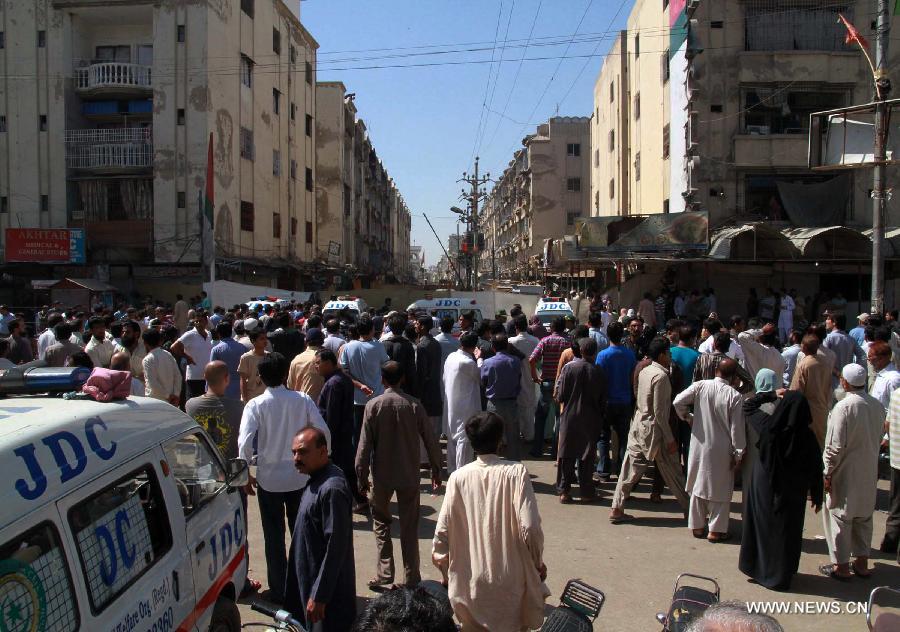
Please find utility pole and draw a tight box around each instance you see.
[457,157,491,291]
[872,0,892,314]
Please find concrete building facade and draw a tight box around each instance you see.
[483,116,591,280]
[0,0,319,291]
[315,81,413,285]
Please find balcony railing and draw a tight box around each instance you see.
[66,143,153,169]
[75,63,151,91]
[65,128,150,144]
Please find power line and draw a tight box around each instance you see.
[469,0,506,171]
[475,0,517,161]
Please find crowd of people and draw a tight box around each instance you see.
[2,286,897,631]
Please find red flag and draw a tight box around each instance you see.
[838,13,869,51]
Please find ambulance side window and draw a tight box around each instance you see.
[162,433,227,518]
[68,466,172,613]
[0,522,79,632]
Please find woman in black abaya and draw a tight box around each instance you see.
[739,388,824,590]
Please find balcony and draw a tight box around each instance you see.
[75,63,152,96]
[66,128,152,172]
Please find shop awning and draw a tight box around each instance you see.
[708,223,798,260]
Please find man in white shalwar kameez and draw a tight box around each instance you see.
[778,291,796,344]
[673,358,746,542]
[510,316,540,442]
[442,332,483,474]
[820,364,886,580]
[433,411,550,632]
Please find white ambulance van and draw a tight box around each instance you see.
[406,297,486,335]
[0,376,250,632]
[322,297,368,323]
[533,297,576,327]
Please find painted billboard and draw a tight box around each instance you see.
[4,228,86,264]
[669,0,692,213]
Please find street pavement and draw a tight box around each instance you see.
[238,455,900,631]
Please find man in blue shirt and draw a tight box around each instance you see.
[480,334,523,461]
[588,312,610,353]
[209,321,245,400]
[340,315,389,510]
[849,313,869,348]
[595,321,637,481]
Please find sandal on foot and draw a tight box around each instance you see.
[818,564,851,582]
[367,578,393,591]
[609,513,634,524]
[708,533,732,543]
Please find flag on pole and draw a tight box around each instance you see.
[838,13,869,51]
[204,132,215,230]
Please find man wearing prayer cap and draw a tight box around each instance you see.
[819,363,886,581]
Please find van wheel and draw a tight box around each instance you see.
[210,597,240,632]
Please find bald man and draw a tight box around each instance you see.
[110,351,145,396]
[185,360,245,459]
[674,358,746,542]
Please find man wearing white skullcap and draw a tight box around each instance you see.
[819,363,886,580]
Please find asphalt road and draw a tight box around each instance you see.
[237,456,899,631]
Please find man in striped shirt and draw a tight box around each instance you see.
[528,316,570,458]
[880,369,900,559]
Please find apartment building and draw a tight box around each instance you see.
[316,81,413,285]
[0,0,318,291]
[586,0,900,313]
[482,116,591,280]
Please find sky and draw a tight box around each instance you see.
[301,0,634,266]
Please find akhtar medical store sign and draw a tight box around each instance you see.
[4,228,85,264]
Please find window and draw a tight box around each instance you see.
[710,104,723,113]
[0,116,6,133]
[594,190,600,211]
[290,102,297,121]
[305,220,313,243]
[95,45,130,63]
[163,434,227,516]
[711,20,724,29]
[744,2,852,52]
[177,25,185,43]
[177,108,185,125]
[634,33,640,57]
[566,143,581,157]
[305,113,313,137]
[241,0,254,18]
[177,191,185,208]
[37,30,46,48]
[305,167,313,192]
[566,210,581,226]
[40,195,49,212]
[743,173,845,220]
[291,217,298,236]
[594,149,599,168]
[634,152,641,181]
[240,54,253,88]
[69,466,172,612]
[663,198,670,214]
[566,178,581,192]
[634,93,641,120]
[663,123,670,159]
[290,159,297,179]
[239,127,254,160]
[609,80,615,103]
[273,28,281,55]
[1,522,79,632]
[661,51,670,83]
[290,45,297,64]
[273,149,281,176]
[608,129,615,151]
[609,179,615,199]
[0,32,5,49]
[742,86,848,134]
[272,213,281,239]
[305,61,312,85]
[39,115,47,132]
[273,89,281,115]
[240,201,254,231]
